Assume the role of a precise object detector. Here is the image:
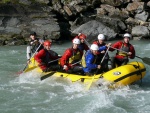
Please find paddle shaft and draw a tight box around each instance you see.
[84,39,90,49]
[71,60,81,66]
[31,43,42,58]
[95,46,110,73]
[109,46,140,58]
[86,46,110,90]
[23,43,42,72]
[40,60,81,80]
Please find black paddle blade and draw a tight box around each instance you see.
[142,57,150,65]
[40,71,56,80]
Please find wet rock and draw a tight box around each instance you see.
[72,20,117,41]
[132,26,150,37]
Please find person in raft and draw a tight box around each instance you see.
[74,33,89,53]
[110,33,135,68]
[60,38,84,74]
[83,44,107,75]
[26,31,44,64]
[34,40,61,72]
[93,34,111,72]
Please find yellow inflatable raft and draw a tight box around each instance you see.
[24,58,146,88]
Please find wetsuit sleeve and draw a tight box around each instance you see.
[34,49,46,64]
[98,46,106,52]
[109,41,122,51]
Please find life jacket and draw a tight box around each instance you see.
[82,50,97,67]
[31,43,40,53]
[68,48,81,64]
[118,42,130,57]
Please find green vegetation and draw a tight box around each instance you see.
[0,0,19,3]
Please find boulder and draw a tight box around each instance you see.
[135,11,149,21]
[0,3,60,45]
[132,26,150,37]
[96,16,126,32]
[72,20,117,41]
[126,2,144,13]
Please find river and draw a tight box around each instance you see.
[0,40,150,113]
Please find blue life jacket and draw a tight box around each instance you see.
[83,50,97,73]
[83,46,106,73]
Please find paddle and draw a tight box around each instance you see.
[23,57,61,73]
[40,60,82,81]
[84,39,91,49]
[17,43,42,74]
[86,46,110,90]
[40,71,56,81]
[109,46,150,65]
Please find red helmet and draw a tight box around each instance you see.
[78,33,86,40]
[43,40,51,46]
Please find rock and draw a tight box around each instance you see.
[73,5,87,13]
[96,16,126,32]
[125,17,140,25]
[135,11,149,21]
[19,0,31,5]
[100,0,129,6]
[0,3,60,45]
[147,1,150,7]
[126,2,144,13]
[52,1,62,12]
[126,17,149,26]
[132,26,150,37]
[5,17,20,27]
[72,20,117,41]
[63,5,73,16]
[109,8,129,19]
[96,8,107,16]
[68,0,84,6]
[34,0,49,4]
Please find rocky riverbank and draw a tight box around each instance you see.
[0,0,150,45]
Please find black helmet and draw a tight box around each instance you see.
[30,31,36,36]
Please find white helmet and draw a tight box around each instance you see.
[90,44,99,50]
[98,34,105,40]
[123,33,131,39]
[73,38,80,44]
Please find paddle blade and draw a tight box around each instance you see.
[40,71,56,80]
[86,75,95,90]
[142,57,150,65]
[16,71,23,75]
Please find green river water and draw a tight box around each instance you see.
[0,40,150,113]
